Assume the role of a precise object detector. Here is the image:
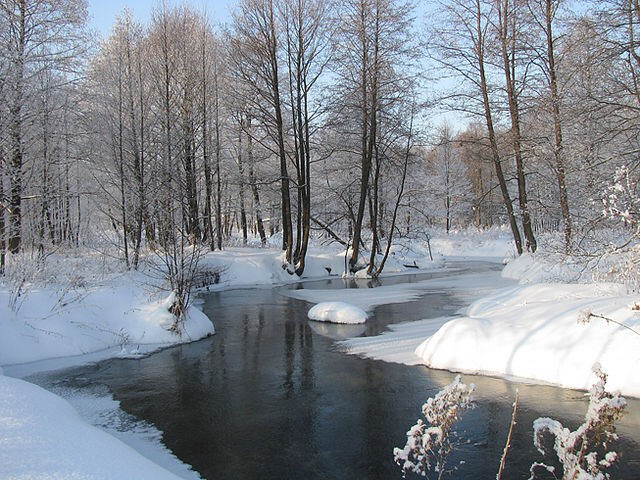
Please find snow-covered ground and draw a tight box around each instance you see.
[0,374,189,479]
[341,236,640,399]
[0,258,215,479]
[415,281,640,396]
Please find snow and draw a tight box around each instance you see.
[338,268,517,363]
[196,244,443,290]
[0,240,445,480]
[0,264,213,480]
[415,282,640,397]
[308,301,368,324]
[0,278,214,367]
[4,228,638,480]
[429,226,516,260]
[0,374,185,479]
[341,245,640,399]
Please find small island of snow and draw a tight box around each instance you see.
[308,302,368,324]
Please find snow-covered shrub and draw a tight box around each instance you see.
[149,240,205,334]
[529,364,626,480]
[394,375,475,479]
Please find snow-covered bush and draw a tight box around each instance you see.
[394,375,475,479]
[529,364,626,480]
[149,240,204,334]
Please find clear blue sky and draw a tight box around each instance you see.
[88,0,234,37]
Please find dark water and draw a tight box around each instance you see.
[28,262,640,479]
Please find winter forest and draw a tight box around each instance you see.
[1,0,639,280]
[3,0,640,479]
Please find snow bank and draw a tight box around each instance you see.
[308,301,368,324]
[0,375,183,479]
[338,268,516,363]
[501,253,587,284]
[197,245,444,289]
[339,317,448,365]
[430,226,516,260]
[0,279,214,367]
[415,283,640,397]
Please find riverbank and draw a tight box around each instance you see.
[342,251,640,398]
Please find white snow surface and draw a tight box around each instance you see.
[197,244,443,289]
[429,226,516,260]
[0,276,214,367]
[415,282,640,397]
[308,301,368,324]
[0,374,184,479]
[339,268,517,364]
[343,248,640,398]
[0,269,213,479]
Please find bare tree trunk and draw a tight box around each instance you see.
[201,29,214,251]
[183,122,201,244]
[214,50,223,251]
[350,0,379,273]
[267,2,294,265]
[475,0,523,255]
[543,0,570,251]
[125,33,144,268]
[117,59,130,268]
[497,0,536,252]
[367,145,381,274]
[375,102,414,277]
[237,119,248,245]
[8,0,26,254]
[247,115,266,245]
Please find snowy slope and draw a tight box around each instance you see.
[0,279,214,367]
[415,282,640,396]
[0,374,186,479]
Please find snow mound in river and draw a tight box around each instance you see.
[308,302,368,324]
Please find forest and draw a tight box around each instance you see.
[1,0,639,289]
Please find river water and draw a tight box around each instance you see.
[26,262,640,479]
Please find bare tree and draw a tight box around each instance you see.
[0,0,87,254]
[431,0,523,254]
[231,0,294,265]
[495,0,537,252]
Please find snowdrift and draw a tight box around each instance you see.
[415,283,640,397]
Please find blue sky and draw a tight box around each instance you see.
[87,0,234,36]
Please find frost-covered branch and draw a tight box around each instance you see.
[529,364,626,480]
[394,375,475,479]
[577,307,640,338]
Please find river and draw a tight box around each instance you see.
[25,262,640,479]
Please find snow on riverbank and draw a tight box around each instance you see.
[0,264,214,479]
[339,268,517,362]
[196,244,444,289]
[429,226,516,260]
[0,240,444,480]
[415,282,640,397]
[0,277,214,368]
[0,374,187,479]
[343,250,640,398]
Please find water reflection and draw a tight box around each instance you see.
[28,262,640,479]
[308,320,367,340]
